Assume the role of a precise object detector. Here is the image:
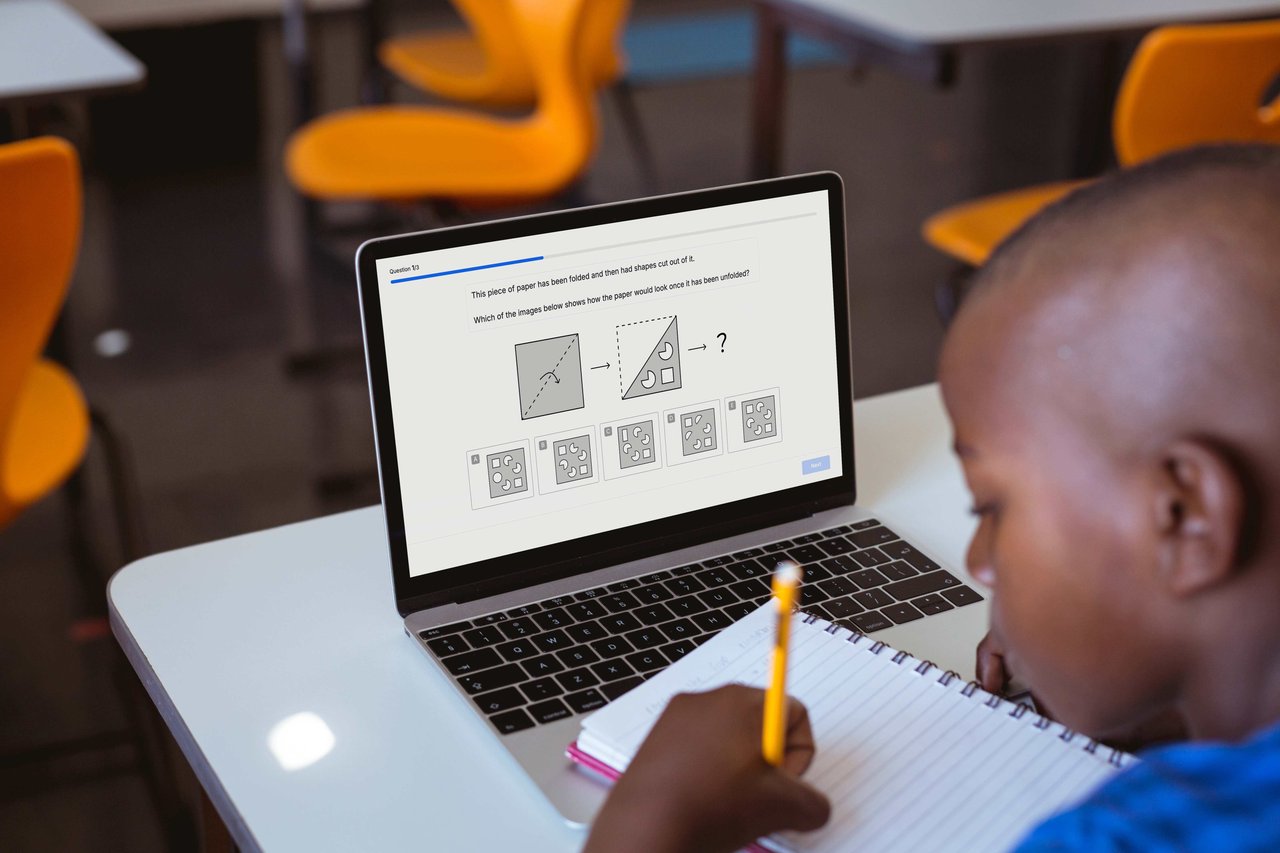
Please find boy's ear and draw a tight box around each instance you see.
[1152,439,1245,596]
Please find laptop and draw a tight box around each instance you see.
[354,173,989,826]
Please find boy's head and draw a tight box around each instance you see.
[939,144,1280,740]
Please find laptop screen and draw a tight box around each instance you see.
[358,175,853,606]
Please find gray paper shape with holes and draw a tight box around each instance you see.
[680,408,717,455]
[622,318,681,400]
[552,434,593,484]
[617,420,656,468]
[742,395,777,442]
[485,448,529,498]
[515,334,584,420]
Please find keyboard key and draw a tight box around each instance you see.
[634,603,674,626]
[882,602,925,624]
[626,626,667,650]
[664,575,706,596]
[420,620,470,639]
[555,646,600,668]
[824,596,864,619]
[843,612,894,633]
[822,525,852,536]
[671,563,701,575]
[799,586,829,607]
[724,601,758,621]
[884,570,962,601]
[787,545,825,564]
[505,604,541,618]
[912,593,955,615]
[692,610,732,633]
[661,639,698,662]
[473,612,509,625]
[556,668,600,692]
[666,596,709,617]
[566,601,606,621]
[852,548,891,568]
[816,536,857,556]
[699,567,736,587]
[850,526,900,548]
[817,576,857,598]
[633,583,674,604]
[528,699,573,724]
[801,563,833,581]
[566,621,607,643]
[698,587,739,609]
[659,618,698,641]
[462,625,504,648]
[539,595,574,609]
[599,613,642,634]
[472,687,525,715]
[879,541,942,573]
[520,677,564,702]
[532,608,572,631]
[849,568,890,589]
[491,708,535,735]
[732,548,764,560]
[458,663,525,694]
[601,591,641,613]
[426,635,469,658]
[850,518,882,530]
[532,630,571,653]
[576,587,606,599]
[702,555,735,567]
[730,578,771,601]
[626,648,670,673]
[497,639,538,661]
[591,658,637,682]
[942,585,985,607]
[443,648,502,675]
[601,676,644,701]
[565,688,608,714]
[638,570,673,584]
[728,559,769,580]
[591,637,635,659]
[879,560,919,582]
[763,541,793,553]
[822,555,860,575]
[521,654,565,678]
[804,603,834,621]
[792,533,824,544]
[498,618,537,640]
[606,578,641,591]
[852,588,894,609]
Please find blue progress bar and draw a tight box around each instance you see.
[390,255,543,283]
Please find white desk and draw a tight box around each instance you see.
[109,383,977,852]
[0,0,145,105]
[750,0,1280,177]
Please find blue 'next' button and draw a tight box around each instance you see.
[802,455,831,475]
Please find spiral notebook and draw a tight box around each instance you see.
[569,603,1134,853]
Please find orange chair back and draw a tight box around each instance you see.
[451,0,534,100]
[0,137,81,454]
[1114,19,1280,165]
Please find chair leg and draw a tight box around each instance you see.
[609,80,660,194]
[89,407,149,564]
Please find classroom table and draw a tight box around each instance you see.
[0,0,145,108]
[109,383,978,851]
[750,0,1280,178]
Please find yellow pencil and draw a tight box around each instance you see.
[762,560,801,766]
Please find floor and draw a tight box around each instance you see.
[0,0,1094,848]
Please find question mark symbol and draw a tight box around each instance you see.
[716,332,727,353]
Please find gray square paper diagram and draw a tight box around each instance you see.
[515,334,584,420]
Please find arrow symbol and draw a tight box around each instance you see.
[540,371,560,384]
[688,344,707,351]
[590,362,610,370]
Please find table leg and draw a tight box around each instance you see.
[750,1,788,179]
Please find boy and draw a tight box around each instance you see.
[584,144,1280,852]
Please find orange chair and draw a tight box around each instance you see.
[377,0,655,189]
[286,0,598,205]
[923,18,1280,268]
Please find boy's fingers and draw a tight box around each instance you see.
[755,771,832,833]
[781,697,817,775]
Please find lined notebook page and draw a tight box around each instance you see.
[578,604,1128,853]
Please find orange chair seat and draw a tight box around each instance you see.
[285,106,580,202]
[1,358,89,524]
[922,180,1090,268]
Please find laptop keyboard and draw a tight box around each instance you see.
[418,519,983,735]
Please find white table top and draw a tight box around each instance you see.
[109,383,977,852]
[776,0,1280,50]
[0,0,145,103]
[63,0,364,31]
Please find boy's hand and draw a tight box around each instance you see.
[583,684,832,853]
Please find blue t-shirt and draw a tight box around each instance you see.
[1015,719,1280,852]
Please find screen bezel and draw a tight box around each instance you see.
[355,173,855,616]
